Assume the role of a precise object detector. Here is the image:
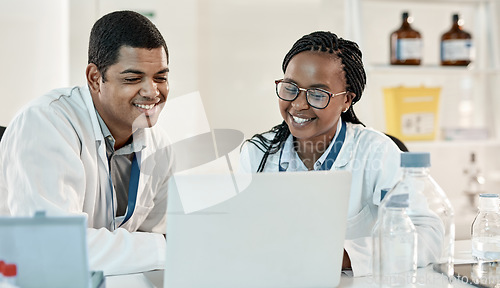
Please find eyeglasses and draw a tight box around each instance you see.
[275,79,347,109]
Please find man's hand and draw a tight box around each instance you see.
[342,249,351,269]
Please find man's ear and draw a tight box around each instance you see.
[86,64,101,94]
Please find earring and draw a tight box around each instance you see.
[343,107,349,113]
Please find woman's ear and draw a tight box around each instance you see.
[86,64,101,94]
[343,92,355,112]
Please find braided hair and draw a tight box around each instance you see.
[246,31,366,172]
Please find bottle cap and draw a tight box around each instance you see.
[402,11,409,19]
[478,193,499,211]
[453,14,459,22]
[3,264,17,277]
[387,193,409,208]
[401,152,430,168]
[0,260,5,275]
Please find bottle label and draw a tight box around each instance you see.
[472,237,500,261]
[396,38,422,60]
[441,39,473,61]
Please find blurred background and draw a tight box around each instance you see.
[2,0,500,239]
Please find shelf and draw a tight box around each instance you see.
[366,64,500,75]
[405,139,500,148]
[347,0,500,141]
[359,0,492,4]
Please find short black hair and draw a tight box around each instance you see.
[88,10,168,81]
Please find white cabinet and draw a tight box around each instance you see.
[344,0,500,139]
[343,0,500,239]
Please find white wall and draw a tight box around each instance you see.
[100,0,345,138]
[0,0,69,126]
[68,0,98,86]
[4,0,498,136]
[2,0,500,239]
[192,0,345,137]
[65,0,346,138]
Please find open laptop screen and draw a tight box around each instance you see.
[165,171,352,288]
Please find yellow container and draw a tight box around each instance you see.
[384,86,441,141]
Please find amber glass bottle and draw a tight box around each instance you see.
[390,12,422,65]
[440,14,472,66]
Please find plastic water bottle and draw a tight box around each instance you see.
[378,193,417,286]
[372,188,390,284]
[471,193,500,261]
[376,152,455,284]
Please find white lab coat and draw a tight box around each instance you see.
[240,121,402,276]
[0,86,173,276]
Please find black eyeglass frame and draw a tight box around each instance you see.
[274,79,347,109]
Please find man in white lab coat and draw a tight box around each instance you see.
[0,10,173,275]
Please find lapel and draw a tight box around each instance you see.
[333,122,354,169]
[136,130,155,198]
[81,87,108,171]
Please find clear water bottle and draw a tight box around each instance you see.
[377,152,455,284]
[471,193,500,261]
[372,188,390,284]
[378,193,417,286]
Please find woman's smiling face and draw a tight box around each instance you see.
[279,51,353,144]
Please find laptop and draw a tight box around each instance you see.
[164,170,352,288]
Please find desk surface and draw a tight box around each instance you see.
[106,240,477,288]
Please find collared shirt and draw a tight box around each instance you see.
[1,85,172,275]
[240,121,404,277]
[96,111,145,217]
[279,119,343,171]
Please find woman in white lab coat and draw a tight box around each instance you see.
[240,31,440,276]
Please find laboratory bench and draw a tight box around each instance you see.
[105,240,484,288]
